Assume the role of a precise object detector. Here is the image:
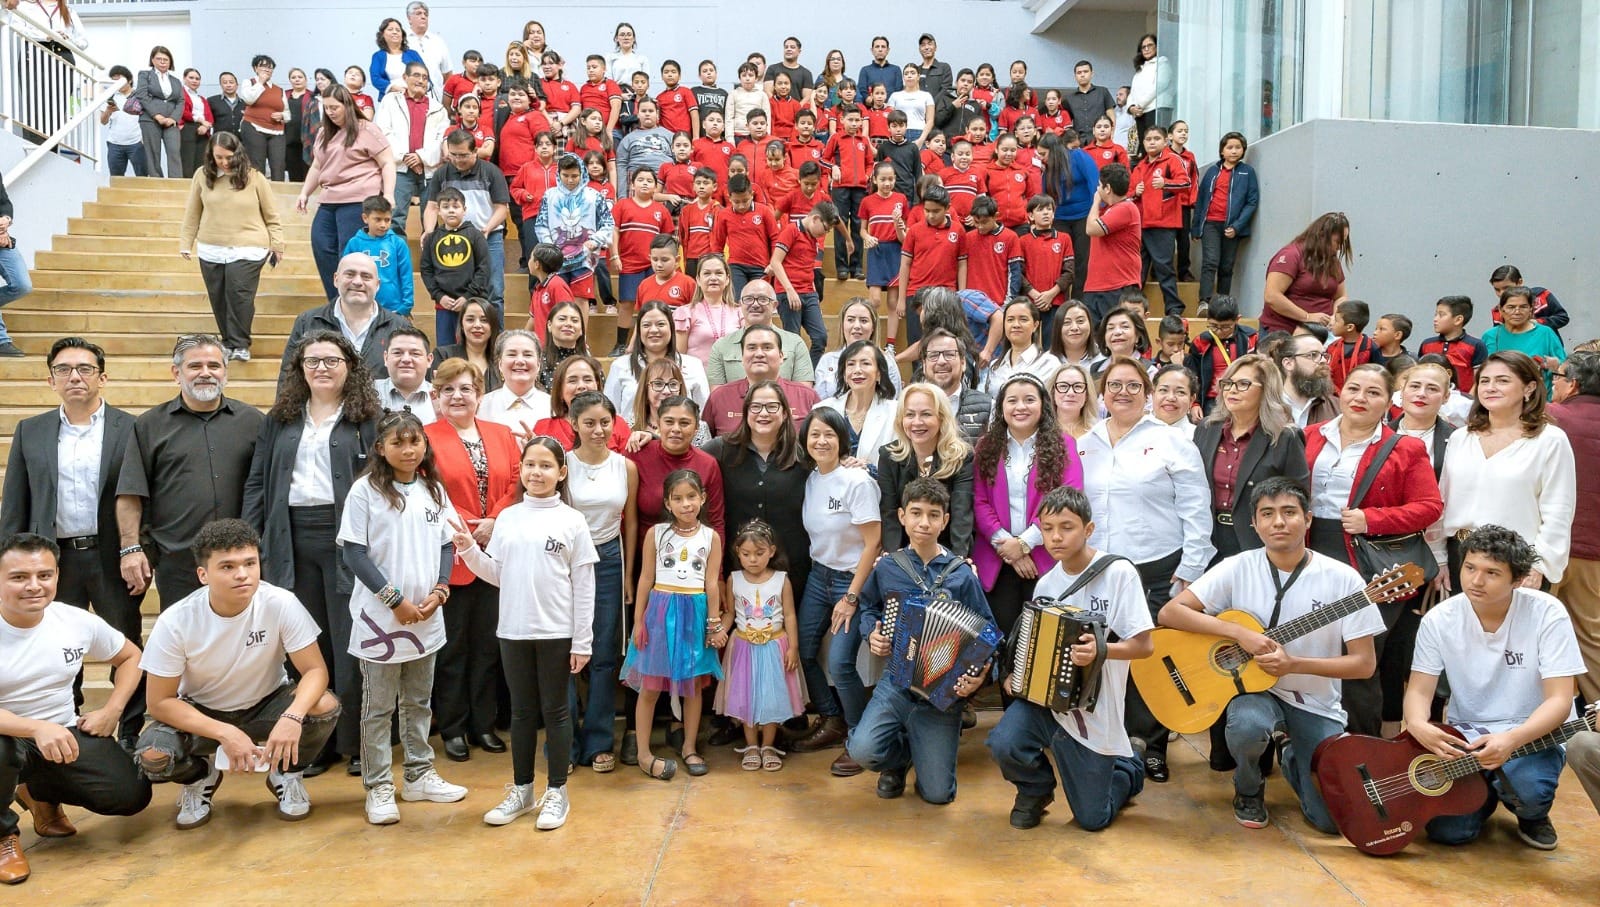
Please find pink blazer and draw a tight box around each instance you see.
[972,435,1084,589]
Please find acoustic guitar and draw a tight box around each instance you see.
[1312,704,1598,855]
[1129,564,1422,734]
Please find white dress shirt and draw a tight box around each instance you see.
[1310,416,1381,518]
[54,403,105,538]
[477,385,552,428]
[983,344,1061,397]
[286,408,340,507]
[334,304,375,352]
[375,377,435,424]
[1078,416,1214,581]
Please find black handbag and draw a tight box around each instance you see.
[1348,433,1438,582]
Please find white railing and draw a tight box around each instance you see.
[1,5,109,179]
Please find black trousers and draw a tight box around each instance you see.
[830,186,866,274]
[288,506,359,756]
[1125,549,1183,759]
[153,547,203,610]
[240,122,287,181]
[1,729,151,837]
[990,562,1038,708]
[1176,207,1194,277]
[58,545,147,743]
[1141,226,1181,316]
[435,578,502,738]
[179,122,206,179]
[1054,217,1090,299]
[1198,221,1241,303]
[200,257,266,352]
[500,637,573,788]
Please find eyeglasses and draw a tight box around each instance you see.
[1217,378,1258,392]
[1053,381,1087,395]
[1293,351,1330,362]
[924,350,961,362]
[1104,381,1145,394]
[647,380,682,393]
[1500,304,1533,313]
[748,402,784,415]
[50,364,101,378]
[303,356,347,370]
[1554,370,1571,380]
[741,296,776,307]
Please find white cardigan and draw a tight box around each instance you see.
[1440,425,1577,583]
[817,395,898,470]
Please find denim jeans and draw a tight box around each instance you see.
[798,564,854,719]
[847,685,962,804]
[392,169,429,236]
[987,700,1145,830]
[1426,746,1566,844]
[0,245,32,343]
[359,655,438,790]
[136,682,341,784]
[106,140,147,176]
[779,290,827,366]
[312,201,366,300]
[486,230,506,310]
[1224,692,1341,834]
[571,537,624,763]
[730,263,767,300]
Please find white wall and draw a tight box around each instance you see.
[1233,118,1600,345]
[0,131,106,267]
[80,13,193,77]
[138,1,1148,94]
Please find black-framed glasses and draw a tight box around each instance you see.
[1053,381,1087,395]
[50,364,101,378]
[1217,378,1258,392]
[1293,351,1330,362]
[303,356,347,370]
[648,380,682,393]
[747,402,784,415]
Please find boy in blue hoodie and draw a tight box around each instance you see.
[845,478,996,804]
[343,195,415,317]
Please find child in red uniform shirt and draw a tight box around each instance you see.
[756,140,799,207]
[676,169,720,277]
[769,200,840,363]
[1013,117,1042,171]
[961,118,994,168]
[943,139,983,225]
[637,234,697,308]
[496,84,553,179]
[958,194,1022,309]
[453,95,496,161]
[897,185,965,350]
[786,110,828,191]
[580,54,623,134]
[510,133,560,263]
[692,110,735,197]
[920,131,948,178]
[656,132,698,213]
[769,72,801,142]
[864,84,891,140]
[585,151,616,200]
[735,112,775,186]
[1168,120,1200,282]
[539,52,582,130]
[1017,194,1075,331]
[997,83,1037,135]
[824,104,874,281]
[568,108,616,185]
[713,173,781,297]
[656,60,700,137]
[528,242,576,340]
[1083,163,1143,324]
[983,134,1041,229]
[443,51,482,112]
[780,162,844,301]
[859,161,908,347]
[1088,115,1129,170]
[1036,90,1069,136]
[1417,296,1488,393]
[612,168,675,351]
[1129,125,1190,317]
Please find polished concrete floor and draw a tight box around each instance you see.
[12,714,1599,904]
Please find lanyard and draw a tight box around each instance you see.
[1209,330,1235,367]
[1267,553,1311,629]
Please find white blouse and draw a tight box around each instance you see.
[1440,426,1577,583]
[1077,416,1214,582]
[1309,417,1381,518]
[816,395,898,470]
[983,344,1061,397]
[603,355,710,424]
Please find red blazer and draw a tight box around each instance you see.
[426,419,523,584]
[1303,423,1442,567]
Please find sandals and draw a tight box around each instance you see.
[682,751,709,777]
[760,746,785,772]
[640,754,677,781]
[736,746,762,771]
[592,752,616,774]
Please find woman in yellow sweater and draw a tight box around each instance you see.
[179,131,285,362]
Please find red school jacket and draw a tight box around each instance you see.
[1302,423,1442,569]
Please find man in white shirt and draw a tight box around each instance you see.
[1159,476,1381,833]
[373,327,435,423]
[987,487,1154,831]
[135,519,340,830]
[1278,332,1337,427]
[1111,86,1136,153]
[404,1,452,99]
[1405,525,1586,851]
[0,534,150,885]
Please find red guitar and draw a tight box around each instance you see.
[1312,704,1598,855]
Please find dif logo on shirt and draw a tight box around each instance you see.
[245,629,268,648]
[61,646,86,665]
[545,536,567,554]
[1504,649,1527,667]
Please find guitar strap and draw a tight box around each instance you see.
[1266,553,1311,629]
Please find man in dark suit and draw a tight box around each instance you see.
[207,71,244,137]
[1,337,147,744]
[280,251,404,380]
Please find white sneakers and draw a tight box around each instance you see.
[535,786,569,830]
[175,761,222,830]
[401,769,468,803]
[366,784,400,825]
[265,769,311,821]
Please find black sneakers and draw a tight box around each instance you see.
[1009,792,1053,829]
[1233,789,1269,829]
[1517,817,1558,850]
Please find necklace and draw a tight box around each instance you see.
[672,522,699,537]
[577,454,607,481]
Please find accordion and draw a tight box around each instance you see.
[881,590,1003,712]
[1006,598,1109,713]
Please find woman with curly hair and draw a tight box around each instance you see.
[972,372,1082,642]
[242,330,382,774]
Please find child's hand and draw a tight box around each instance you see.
[783,644,799,672]
[393,601,424,625]
[447,516,475,553]
[1134,182,1146,197]
[417,591,445,619]
[868,621,890,657]
[862,234,877,250]
[786,292,801,312]
[831,165,842,182]
[1069,632,1100,667]
[570,653,590,673]
[1151,171,1165,189]
[633,624,649,650]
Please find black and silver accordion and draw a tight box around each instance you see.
[1006,598,1109,713]
[881,590,1003,712]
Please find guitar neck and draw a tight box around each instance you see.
[1263,588,1373,646]
[1439,711,1599,782]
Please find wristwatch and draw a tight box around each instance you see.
[844,593,859,605]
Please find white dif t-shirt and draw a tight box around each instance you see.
[339,476,457,663]
[1188,548,1382,724]
[803,466,881,571]
[0,604,124,725]
[1034,554,1152,757]
[141,582,322,712]
[1413,588,1584,738]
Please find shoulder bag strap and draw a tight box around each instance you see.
[1056,554,1131,601]
[1349,432,1403,510]
[889,550,930,595]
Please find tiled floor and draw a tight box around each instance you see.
[11,718,1597,904]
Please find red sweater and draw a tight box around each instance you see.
[1302,424,1443,569]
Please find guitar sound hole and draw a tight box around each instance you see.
[1413,765,1445,793]
[1214,644,1246,672]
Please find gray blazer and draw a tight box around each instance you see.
[134,69,183,123]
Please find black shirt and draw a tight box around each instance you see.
[1065,85,1116,137]
[702,438,812,586]
[692,84,728,118]
[117,396,263,555]
[764,62,814,94]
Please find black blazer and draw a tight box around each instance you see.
[1390,415,1454,479]
[876,447,975,557]
[208,94,245,135]
[1,405,140,587]
[1193,419,1310,551]
[241,413,378,592]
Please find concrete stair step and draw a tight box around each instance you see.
[0,379,280,408]
[31,268,535,298]
[67,217,314,241]
[38,250,324,277]
[6,310,301,335]
[1143,281,1204,318]
[0,355,287,382]
[94,186,303,207]
[4,331,292,357]
[7,288,338,316]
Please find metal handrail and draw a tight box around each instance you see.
[4,78,121,183]
[1,6,110,183]
[3,5,105,70]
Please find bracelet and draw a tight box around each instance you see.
[378,584,404,610]
[279,712,304,725]
[432,583,451,602]
[119,545,143,557]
